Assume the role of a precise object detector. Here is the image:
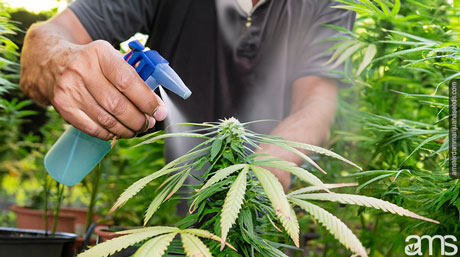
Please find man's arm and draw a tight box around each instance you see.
[257,76,338,191]
[20,9,167,140]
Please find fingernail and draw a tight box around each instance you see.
[148,116,156,129]
[153,106,167,121]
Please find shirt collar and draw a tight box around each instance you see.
[236,0,269,15]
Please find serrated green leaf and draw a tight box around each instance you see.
[288,183,358,196]
[277,205,300,248]
[199,164,247,191]
[260,137,361,170]
[181,233,213,257]
[111,147,209,212]
[210,138,223,160]
[110,167,179,212]
[133,232,177,257]
[164,169,191,202]
[267,142,327,174]
[251,165,299,247]
[357,44,377,75]
[254,160,327,191]
[183,228,236,251]
[134,132,208,148]
[144,186,172,225]
[292,193,439,224]
[78,227,179,257]
[221,166,248,248]
[290,198,368,257]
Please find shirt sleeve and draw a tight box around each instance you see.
[68,0,159,46]
[289,0,356,88]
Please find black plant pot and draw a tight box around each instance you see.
[0,227,77,257]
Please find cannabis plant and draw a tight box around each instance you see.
[79,118,438,257]
[319,0,459,255]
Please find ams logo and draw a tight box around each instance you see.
[405,235,458,256]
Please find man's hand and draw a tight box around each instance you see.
[256,76,338,191]
[20,9,167,140]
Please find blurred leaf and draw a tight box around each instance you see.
[357,44,377,75]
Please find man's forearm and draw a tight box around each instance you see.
[257,76,338,190]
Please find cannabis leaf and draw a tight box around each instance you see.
[198,164,247,192]
[110,147,209,212]
[251,165,300,247]
[78,226,179,257]
[290,198,368,257]
[181,233,213,257]
[292,193,439,223]
[253,159,329,191]
[257,136,361,170]
[78,227,234,257]
[288,183,358,196]
[220,165,248,249]
[133,233,177,257]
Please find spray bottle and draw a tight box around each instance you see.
[44,40,191,186]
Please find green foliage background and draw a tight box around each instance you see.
[306,0,460,256]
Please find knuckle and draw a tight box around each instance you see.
[51,90,65,108]
[55,76,85,104]
[90,40,112,51]
[116,70,135,91]
[96,112,118,129]
[66,59,83,74]
[105,95,127,115]
[66,50,89,76]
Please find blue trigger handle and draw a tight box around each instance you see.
[123,40,191,99]
[124,40,168,81]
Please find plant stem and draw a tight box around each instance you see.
[323,238,329,257]
[43,173,49,236]
[52,182,65,236]
[86,162,102,230]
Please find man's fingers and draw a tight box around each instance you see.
[77,86,136,138]
[95,42,161,115]
[84,68,151,133]
[60,108,114,141]
[54,72,136,139]
[85,101,136,139]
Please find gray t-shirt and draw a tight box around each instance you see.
[69,0,355,160]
